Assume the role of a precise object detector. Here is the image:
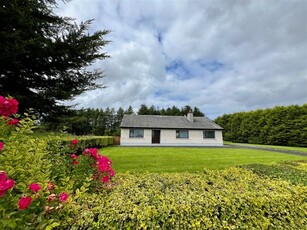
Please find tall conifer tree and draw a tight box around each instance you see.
[0,0,110,118]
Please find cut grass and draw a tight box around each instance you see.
[224,141,307,153]
[100,147,306,173]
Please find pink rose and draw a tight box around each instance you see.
[47,181,55,190]
[47,194,57,202]
[70,154,78,159]
[0,142,3,151]
[0,171,7,182]
[29,183,41,193]
[8,118,19,126]
[18,196,32,210]
[83,148,98,159]
[109,169,115,177]
[2,179,15,190]
[0,171,15,197]
[45,205,54,213]
[59,192,68,202]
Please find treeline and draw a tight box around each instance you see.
[214,104,307,147]
[137,104,204,116]
[43,105,204,136]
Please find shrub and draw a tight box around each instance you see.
[0,96,115,229]
[60,168,307,229]
[48,136,113,151]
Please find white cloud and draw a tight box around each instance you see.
[56,0,307,118]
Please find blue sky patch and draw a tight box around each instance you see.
[165,59,192,79]
[196,60,224,72]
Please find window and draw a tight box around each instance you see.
[203,130,215,138]
[176,130,189,138]
[129,129,144,138]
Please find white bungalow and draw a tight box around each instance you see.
[120,111,223,146]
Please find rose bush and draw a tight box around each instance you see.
[0,95,115,229]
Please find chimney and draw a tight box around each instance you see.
[187,109,193,122]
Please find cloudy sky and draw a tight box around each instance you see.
[56,0,307,118]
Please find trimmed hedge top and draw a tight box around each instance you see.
[64,167,307,229]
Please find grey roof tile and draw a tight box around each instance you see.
[120,114,223,130]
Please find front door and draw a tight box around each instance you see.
[152,130,161,144]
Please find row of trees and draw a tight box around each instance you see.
[45,105,204,135]
[137,104,204,116]
[214,104,307,147]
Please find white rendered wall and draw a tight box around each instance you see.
[160,130,223,146]
[120,128,223,146]
[120,128,152,145]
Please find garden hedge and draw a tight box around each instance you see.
[48,136,113,151]
[60,168,307,229]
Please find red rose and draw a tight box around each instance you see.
[0,96,18,117]
[18,196,32,210]
[0,142,3,151]
[8,118,19,126]
[0,190,6,197]
[59,192,68,202]
[70,139,78,145]
[72,160,78,165]
[102,176,109,184]
[29,183,41,193]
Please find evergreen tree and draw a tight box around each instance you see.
[193,107,205,116]
[214,104,307,147]
[138,104,149,115]
[0,0,110,118]
[125,106,134,115]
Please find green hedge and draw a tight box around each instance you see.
[61,168,307,229]
[48,136,113,150]
[215,104,307,147]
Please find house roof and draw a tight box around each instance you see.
[120,114,223,130]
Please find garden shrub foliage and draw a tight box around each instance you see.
[61,169,307,229]
[0,96,115,229]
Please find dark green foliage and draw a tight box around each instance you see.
[137,104,204,116]
[52,107,124,136]
[0,0,110,118]
[215,104,307,147]
[240,161,307,186]
[48,136,114,150]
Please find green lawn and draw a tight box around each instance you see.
[224,142,307,153]
[100,147,306,173]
